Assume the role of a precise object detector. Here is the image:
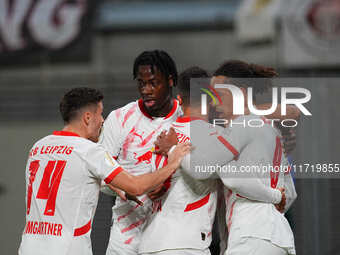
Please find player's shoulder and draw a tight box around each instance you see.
[191,118,219,131]
[106,100,138,122]
[71,137,105,158]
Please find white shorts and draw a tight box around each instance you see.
[140,248,211,255]
[225,237,288,255]
[106,222,141,255]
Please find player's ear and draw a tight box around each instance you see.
[168,75,174,88]
[176,94,183,105]
[83,111,91,126]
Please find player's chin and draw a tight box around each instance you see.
[145,104,159,114]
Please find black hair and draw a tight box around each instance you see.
[213,60,278,95]
[59,87,104,123]
[178,66,209,106]
[133,50,178,87]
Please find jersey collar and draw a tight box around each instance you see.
[53,131,80,137]
[138,99,178,120]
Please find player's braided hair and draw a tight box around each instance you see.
[59,87,103,123]
[178,66,209,106]
[133,50,178,87]
[213,60,278,95]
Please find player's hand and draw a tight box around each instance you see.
[107,184,127,201]
[125,193,144,206]
[147,184,167,201]
[107,184,143,206]
[154,128,178,156]
[167,142,191,167]
[275,187,286,213]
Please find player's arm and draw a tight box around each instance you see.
[181,119,254,180]
[106,143,191,196]
[156,123,283,204]
[155,121,251,180]
[219,169,283,204]
[100,180,127,200]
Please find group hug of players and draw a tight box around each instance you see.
[19,50,299,255]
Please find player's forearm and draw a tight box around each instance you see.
[258,104,300,120]
[133,161,179,195]
[111,161,179,196]
[223,177,282,204]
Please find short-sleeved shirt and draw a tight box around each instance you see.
[139,116,217,253]
[18,131,123,255]
[99,99,182,238]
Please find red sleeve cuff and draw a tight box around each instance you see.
[217,136,239,159]
[104,167,124,184]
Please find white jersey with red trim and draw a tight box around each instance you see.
[100,99,182,245]
[223,148,296,254]
[180,115,296,254]
[139,116,218,253]
[18,131,123,255]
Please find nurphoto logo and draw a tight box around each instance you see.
[201,83,312,128]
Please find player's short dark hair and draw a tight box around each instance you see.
[178,66,209,106]
[59,87,104,123]
[133,50,178,87]
[213,60,278,95]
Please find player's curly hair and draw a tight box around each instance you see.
[178,66,209,106]
[213,60,278,95]
[133,50,178,87]
[59,87,103,123]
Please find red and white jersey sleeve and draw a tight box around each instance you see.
[18,131,123,255]
[100,103,129,158]
[82,144,123,184]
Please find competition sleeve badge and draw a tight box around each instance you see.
[104,152,119,168]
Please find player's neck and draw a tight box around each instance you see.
[149,98,173,117]
[62,124,85,138]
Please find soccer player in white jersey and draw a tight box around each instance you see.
[155,61,298,255]
[18,87,190,255]
[100,50,184,255]
[138,67,289,255]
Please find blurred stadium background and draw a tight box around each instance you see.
[1,0,340,254]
